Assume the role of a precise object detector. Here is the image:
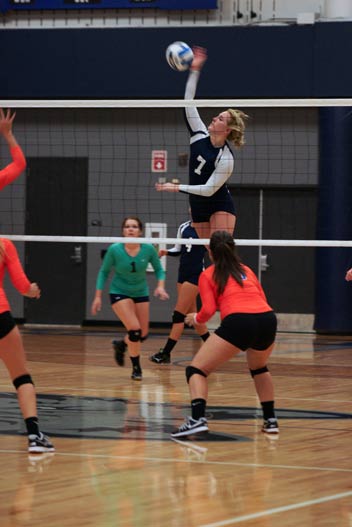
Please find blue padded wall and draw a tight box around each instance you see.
[0,24,339,99]
[315,108,352,333]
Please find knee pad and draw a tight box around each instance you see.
[185,365,207,383]
[13,374,34,390]
[128,329,142,342]
[140,333,148,342]
[172,310,185,324]
[250,366,269,378]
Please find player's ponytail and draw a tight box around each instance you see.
[226,109,249,149]
[210,231,244,295]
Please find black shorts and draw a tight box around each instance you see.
[215,312,277,351]
[178,272,201,286]
[110,294,149,305]
[0,311,16,339]
[190,196,236,223]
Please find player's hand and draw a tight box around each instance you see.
[154,287,169,300]
[190,46,207,71]
[345,268,352,281]
[0,108,16,138]
[155,182,179,193]
[158,249,168,257]
[24,282,41,299]
[185,312,197,327]
[91,297,102,315]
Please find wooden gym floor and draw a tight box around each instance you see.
[0,327,352,527]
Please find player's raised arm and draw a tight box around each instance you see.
[0,108,26,191]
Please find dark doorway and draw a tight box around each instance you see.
[233,187,317,313]
[261,188,317,313]
[25,158,88,324]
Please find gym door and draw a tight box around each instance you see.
[25,158,88,324]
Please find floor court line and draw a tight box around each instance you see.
[199,490,352,527]
[0,449,352,473]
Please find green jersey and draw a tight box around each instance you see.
[96,243,165,297]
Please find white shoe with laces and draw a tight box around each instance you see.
[171,416,208,438]
[262,418,279,434]
[28,432,55,453]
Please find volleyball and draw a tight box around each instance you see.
[165,41,194,72]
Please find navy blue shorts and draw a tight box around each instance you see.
[215,312,277,351]
[177,272,201,286]
[110,294,149,305]
[189,193,236,223]
[0,311,16,339]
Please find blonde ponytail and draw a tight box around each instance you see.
[226,109,249,148]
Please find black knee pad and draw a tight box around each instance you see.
[13,374,34,389]
[128,329,142,342]
[140,333,148,342]
[185,365,207,383]
[250,366,269,378]
[172,310,185,324]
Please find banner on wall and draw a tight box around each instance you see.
[3,0,217,12]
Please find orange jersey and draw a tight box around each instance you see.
[196,264,272,324]
[0,238,30,313]
[0,146,26,191]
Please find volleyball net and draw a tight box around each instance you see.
[1,98,352,324]
[3,98,352,247]
[0,97,332,241]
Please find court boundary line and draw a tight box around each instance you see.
[0,449,352,473]
[199,490,352,527]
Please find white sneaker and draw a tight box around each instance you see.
[171,416,208,438]
[262,418,279,434]
[28,432,55,453]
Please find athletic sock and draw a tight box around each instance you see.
[191,398,206,420]
[200,332,210,341]
[25,416,40,436]
[162,338,177,355]
[130,356,141,370]
[261,400,275,420]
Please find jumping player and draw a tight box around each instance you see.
[91,216,169,380]
[171,231,278,438]
[0,238,54,453]
[155,46,248,240]
[149,219,209,364]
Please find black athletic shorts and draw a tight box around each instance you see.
[190,194,236,223]
[178,272,201,286]
[214,311,277,351]
[0,311,16,339]
[110,294,149,305]
[191,204,236,223]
